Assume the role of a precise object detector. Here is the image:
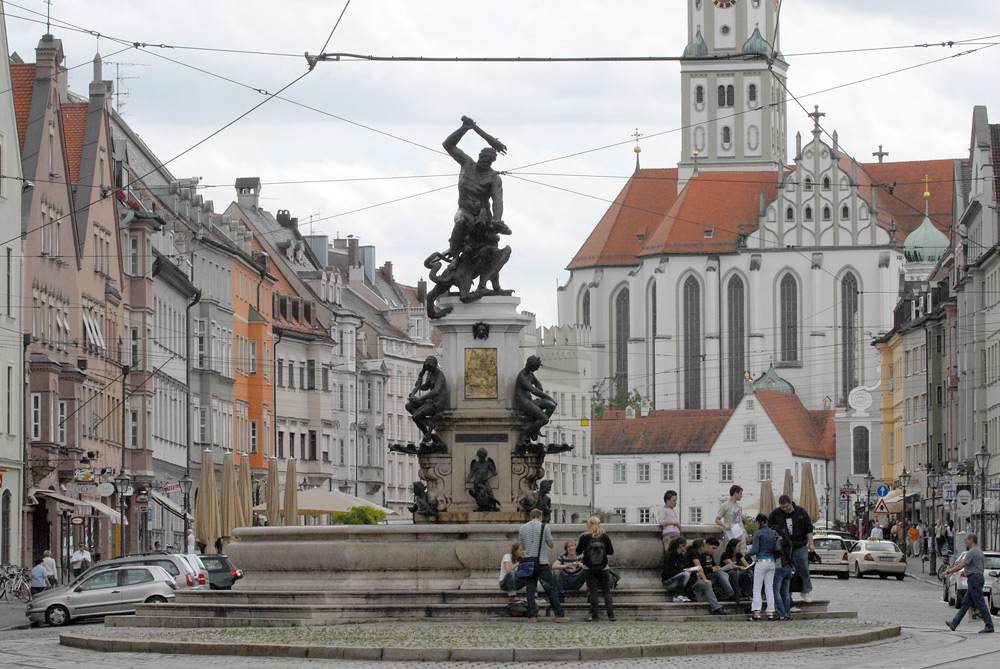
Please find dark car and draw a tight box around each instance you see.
[197,554,243,590]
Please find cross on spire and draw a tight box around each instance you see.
[872,144,889,163]
[631,127,643,174]
[807,105,825,137]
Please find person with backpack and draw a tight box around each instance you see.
[576,516,615,621]
[767,495,815,602]
[517,508,568,622]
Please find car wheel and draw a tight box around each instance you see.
[45,605,70,627]
[145,596,167,604]
[854,563,864,579]
[837,572,849,580]
[895,574,905,581]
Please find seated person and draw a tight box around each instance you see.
[499,543,526,603]
[700,537,736,601]
[721,538,753,600]
[683,539,725,614]
[553,541,586,593]
[662,536,692,602]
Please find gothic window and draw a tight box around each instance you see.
[822,176,831,190]
[718,85,726,107]
[647,281,657,407]
[581,289,591,327]
[695,85,704,105]
[613,288,630,396]
[841,272,860,403]
[785,206,794,221]
[721,126,732,147]
[841,205,850,219]
[683,276,702,409]
[727,276,746,408]
[852,426,870,475]
[779,274,798,363]
[804,177,813,191]
[804,206,813,221]
[823,206,831,221]
[748,84,757,104]
[726,85,735,107]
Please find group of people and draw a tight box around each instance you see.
[658,485,817,620]
[29,543,93,594]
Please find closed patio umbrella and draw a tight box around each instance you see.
[194,449,221,553]
[283,458,299,526]
[238,452,253,528]
[799,462,821,521]
[219,451,239,540]
[782,468,794,499]
[265,458,280,527]
[758,479,776,516]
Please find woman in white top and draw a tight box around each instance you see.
[499,543,525,602]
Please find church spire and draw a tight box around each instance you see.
[923,174,931,216]
[808,105,825,140]
[631,128,642,174]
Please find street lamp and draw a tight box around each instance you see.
[180,474,194,551]
[844,479,858,539]
[115,471,131,558]
[900,468,911,554]
[976,444,993,551]
[864,469,874,537]
[927,465,939,574]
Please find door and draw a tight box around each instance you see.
[117,568,156,612]
[66,569,121,619]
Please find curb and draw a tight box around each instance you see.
[59,625,902,662]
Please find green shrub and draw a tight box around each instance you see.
[330,506,387,525]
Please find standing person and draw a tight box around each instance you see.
[517,509,568,622]
[661,537,692,602]
[656,490,682,555]
[553,541,586,593]
[768,495,815,603]
[576,517,615,621]
[499,543,525,603]
[42,550,59,588]
[944,534,995,633]
[715,485,746,550]
[69,542,92,579]
[683,539,726,614]
[30,558,48,595]
[870,523,884,540]
[747,514,778,620]
[773,531,794,621]
[908,524,920,557]
[945,520,955,554]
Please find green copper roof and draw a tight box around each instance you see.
[750,364,795,395]
[741,26,773,58]
[903,215,949,263]
[683,30,708,59]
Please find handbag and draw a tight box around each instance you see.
[515,522,546,578]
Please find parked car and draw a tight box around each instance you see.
[811,534,850,579]
[944,550,1000,608]
[848,540,906,579]
[198,554,244,590]
[26,565,176,626]
[986,567,1000,615]
[81,552,208,591]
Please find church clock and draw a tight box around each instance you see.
[713,0,737,7]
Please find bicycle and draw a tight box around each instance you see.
[0,564,32,602]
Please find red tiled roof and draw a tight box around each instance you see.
[755,390,835,460]
[593,408,733,455]
[60,102,88,187]
[640,171,779,255]
[860,159,956,238]
[10,63,36,150]
[567,168,680,269]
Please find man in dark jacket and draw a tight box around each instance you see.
[768,494,816,602]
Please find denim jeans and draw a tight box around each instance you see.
[499,571,521,596]
[662,571,690,596]
[711,570,735,600]
[792,545,813,595]
[774,564,793,618]
[951,574,994,630]
[523,563,565,618]
[692,578,723,611]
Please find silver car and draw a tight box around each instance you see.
[26,565,176,626]
[79,552,208,590]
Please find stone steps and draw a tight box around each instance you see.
[172,588,682,606]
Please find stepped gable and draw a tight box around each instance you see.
[59,102,88,186]
[861,158,957,238]
[567,168,679,269]
[754,390,835,460]
[640,171,779,255]
[10,63,35,149]
[593,408,733,455]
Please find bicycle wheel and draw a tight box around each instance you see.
[14,581,31,603]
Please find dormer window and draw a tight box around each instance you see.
[703,229,714,239]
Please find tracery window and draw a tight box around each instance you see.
[683,276,702,409]
[727,276,746,408]
[779,274,798,362]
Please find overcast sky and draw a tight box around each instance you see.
[6,0,1000,324]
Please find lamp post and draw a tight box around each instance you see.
[180,474,194,549]
[900,468,911,554]
[927,466,939,574]
[843,479,857,538]
[115,470,131,558]
[976,444,993,551]
[864,470,874,537]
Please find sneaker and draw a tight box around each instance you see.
[710,608,726,616]
[680,595,692,602]
[553,616,570,624]
[672,596,688,603]
[980,628,995,634]
[607,613,617,622]
[945,620,957,631]
[801,592,813,603]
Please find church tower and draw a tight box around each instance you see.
[678,0,788,188]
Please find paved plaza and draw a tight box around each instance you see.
[0,573,996,668]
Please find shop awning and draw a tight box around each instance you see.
[31,488,124,524]
[81,496,125,524]
[151,490,193,522]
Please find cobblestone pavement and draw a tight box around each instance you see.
[0,574,996,668]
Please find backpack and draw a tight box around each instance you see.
[507,601,529,617]
[586,537,607,567]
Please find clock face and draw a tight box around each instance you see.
[714,0,737,7]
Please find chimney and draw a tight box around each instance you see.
[416,278,427,303]
[35,34,67,100]
[381,261,393,282]
[235,177,261,209]
[347,237,359,267]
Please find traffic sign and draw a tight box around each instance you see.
[872,497,890,514]
[876,484,890,498]
[840,492,849,501]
